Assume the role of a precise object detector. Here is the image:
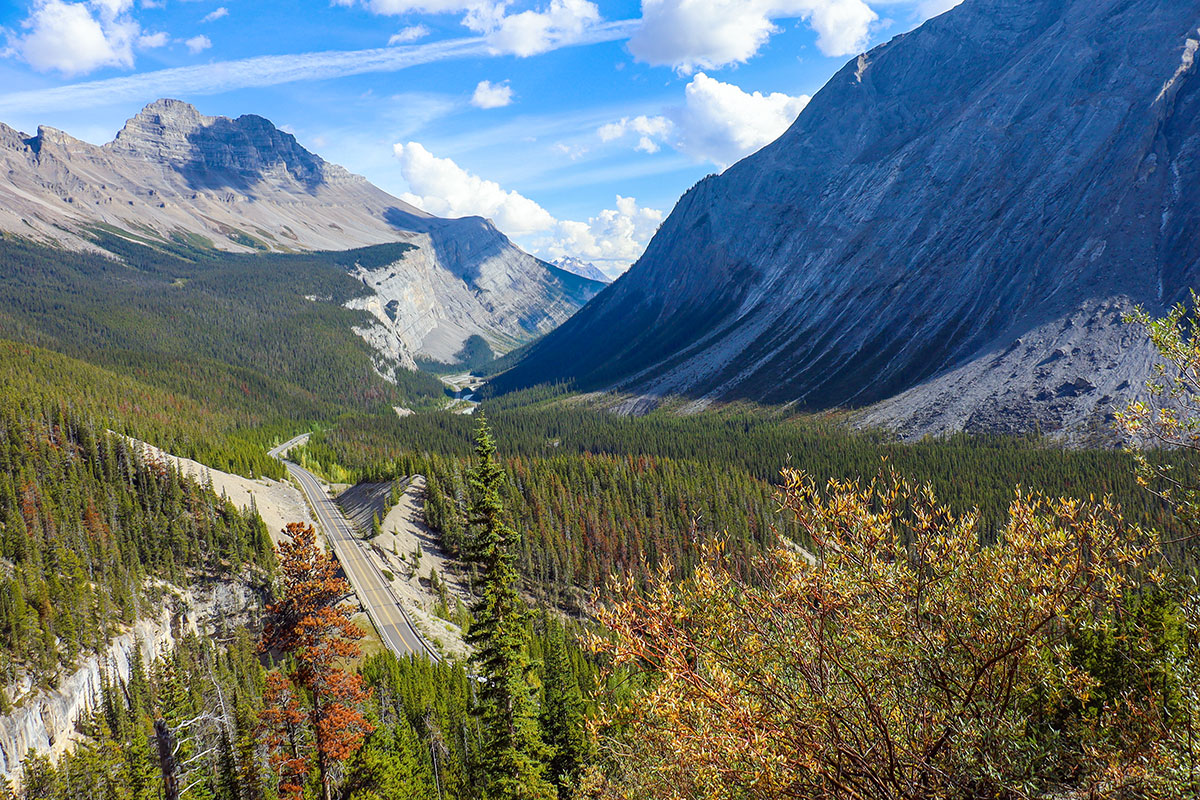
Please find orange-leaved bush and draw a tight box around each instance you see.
[587,470,1177,800]
[260,522,373,800]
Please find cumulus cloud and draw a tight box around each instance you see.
[471,79,513,108]
[597,73,808,167]
[674,72,808,165]
[394,141,660,272]
[201,6,228,22]
[536,195,663,273]
[395,141,556,236]
[597,114,673,153]
[137,30,168,47]
[8,0,141,76]
[629,0,876,72]
[486,0,600,56]
[388,24,430,44]
[184,34,211,53]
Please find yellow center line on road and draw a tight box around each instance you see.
[270,441,440,662]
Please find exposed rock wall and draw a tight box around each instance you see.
[0,578,261,781]
[495,0,1200,439]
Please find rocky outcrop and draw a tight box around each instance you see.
[346,215,602,362]
[494,0,1200,438]
[0,578,261,781]
[0,99,605,362]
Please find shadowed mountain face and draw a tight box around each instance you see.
[494,0,1200,439]
[0,98,604,367]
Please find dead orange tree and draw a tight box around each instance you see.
[587,470,1169,800]
[260,522,373,800]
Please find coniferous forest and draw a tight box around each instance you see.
[4,233,1200,800]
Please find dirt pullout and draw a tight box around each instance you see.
[341,476,473,659]
[127,437,316,543]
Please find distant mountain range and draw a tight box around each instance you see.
[495,0,1200,440]
[551,256,612,283]
[0,98,603,367]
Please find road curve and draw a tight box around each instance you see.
[270,435,440,662]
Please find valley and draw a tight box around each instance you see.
[3,0,1200,798]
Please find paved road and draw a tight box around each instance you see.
[269,435,440,662]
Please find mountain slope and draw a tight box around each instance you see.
[493,0,1200,438]
[0,99,603,364]
[551,256,612,283]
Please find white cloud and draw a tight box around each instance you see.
[395,141,556,236]
[597,113,672,144]
[201,6,228,22]
[0,20,639,115]
[471,79,513,108]
[184,34,212,53]
[673,72,808,165]
[388,24,430,44]
[629,0,877,72]
[536,195,663,273]
[335,0,603,57]
[596,74,807,167]
[485,0,601,56]
[394,141,660,272]
[137,30,168,47]
[9,0,141,77]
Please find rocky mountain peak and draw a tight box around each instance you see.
[105,98,339,190]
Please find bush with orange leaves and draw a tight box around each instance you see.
[260,522,373,800]
[586,469,1198,799]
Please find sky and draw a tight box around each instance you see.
[0,0,963,276]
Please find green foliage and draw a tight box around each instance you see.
[15,631,267,800]
[538,616,589,799]
[296,401,1188,605]
[467,418,557,800]
[357,652,481,800]
[0,399,272,684]
[0,339,287,479]
[0,233,445,476]
[345,717,434,800]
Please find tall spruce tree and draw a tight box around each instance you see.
[466,417,556,800]
[539,618,588,799]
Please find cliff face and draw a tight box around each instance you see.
[0,579,261,781]
[495,0,1200,438]
[0,99,604,363]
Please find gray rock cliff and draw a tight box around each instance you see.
[495,0,1200,438]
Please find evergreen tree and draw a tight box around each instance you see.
[345,717,434,800]
[539,619,588,799]
[466,417,555,800]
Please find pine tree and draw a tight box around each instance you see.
[466,417,556,800]
[260,522,373,800]
[539,619,588,799]
[345,717,434,800]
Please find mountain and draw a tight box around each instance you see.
[0,99,604,365]
[551,256,612,283]
[493,0,1200,439]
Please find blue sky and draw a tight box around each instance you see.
[0,0,961,274]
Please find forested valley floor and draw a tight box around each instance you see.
[4,233,1200,799]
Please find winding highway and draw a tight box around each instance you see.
[270,435,440,662]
